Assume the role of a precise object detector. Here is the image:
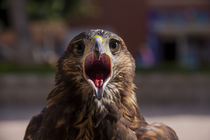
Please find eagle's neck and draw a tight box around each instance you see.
[46,78,146,139]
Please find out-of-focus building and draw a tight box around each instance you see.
[0,21,67,64]
[70,0,210,68]
[1,0,210,68]
[147,0,210,68]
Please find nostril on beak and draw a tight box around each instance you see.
[95,50,101,60]
[94,41,100,51]
[94,42,101,60]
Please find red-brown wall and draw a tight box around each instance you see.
[70,0,147,56]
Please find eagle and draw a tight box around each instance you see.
[24,29,178,140]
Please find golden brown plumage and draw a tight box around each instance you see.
[24,29,178,140]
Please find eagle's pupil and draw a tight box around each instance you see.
[76,42,84,54]
[77,44,82,50]
[111,42,117,49]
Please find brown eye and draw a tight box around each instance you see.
[74,41,85,55]
[109,39,121,54]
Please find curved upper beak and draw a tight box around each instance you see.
[83,36,112,100]
[92,36,106,60]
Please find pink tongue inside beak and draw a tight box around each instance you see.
[94,74,104,88]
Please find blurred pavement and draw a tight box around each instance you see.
[0,106,210,140]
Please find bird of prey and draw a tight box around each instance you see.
[24,29,178,140]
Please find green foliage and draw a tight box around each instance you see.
[0,0,98,27]
[26,0,97,21]
[1,62,210,75]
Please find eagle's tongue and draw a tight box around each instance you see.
[94,74,104,88]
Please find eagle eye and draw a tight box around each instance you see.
[109,39,121,54]
[73,41,85,55]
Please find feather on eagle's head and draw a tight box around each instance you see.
[54,29,136,103]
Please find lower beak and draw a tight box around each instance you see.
[95,85,104,100]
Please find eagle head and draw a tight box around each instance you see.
[55,29,135,103]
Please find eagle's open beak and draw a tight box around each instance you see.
[83,36,112,100]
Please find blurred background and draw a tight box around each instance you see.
[0,0,210,139]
